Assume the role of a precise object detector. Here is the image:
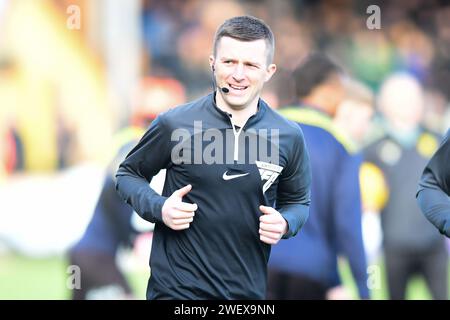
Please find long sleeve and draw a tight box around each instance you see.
[115,115,172,223]
[276,128,312,238]
[333,152,369,299]
[417,184,450,237]
[417,130,450,238]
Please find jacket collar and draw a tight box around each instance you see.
[208,92,267,128]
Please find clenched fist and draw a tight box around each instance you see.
[161,184,197,230]
[259,205,288,245]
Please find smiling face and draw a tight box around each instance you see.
[210,36,276,111]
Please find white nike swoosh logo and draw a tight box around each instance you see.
[222,171,250,181]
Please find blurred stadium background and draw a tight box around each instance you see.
[1,0,450,299]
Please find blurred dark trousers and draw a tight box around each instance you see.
[384,242,448,300]
[267,268,327,300]
[68,249,132,300]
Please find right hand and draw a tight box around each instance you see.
[161,184,197,230]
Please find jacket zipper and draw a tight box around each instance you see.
[227,114,256,162]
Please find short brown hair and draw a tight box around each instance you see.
[212,15,275,65]
[343,78,374,107]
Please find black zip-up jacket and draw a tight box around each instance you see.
[116,93,311,299]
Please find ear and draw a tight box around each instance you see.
[264,63,277,82]
[209,55,215,71]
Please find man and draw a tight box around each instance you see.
[417,129,450,238]
[333,78,375,148]
[364,73,447,300]
[333,79,384,264]
[268,53,369,300]
[115,16,311,300]
[69,77,185,299]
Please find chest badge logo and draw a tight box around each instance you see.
[256,161,283,193]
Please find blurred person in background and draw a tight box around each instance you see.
[417,129,450,238]
[333,79,385,264]
[388,20,435,83]
[0,57,24,178]
[0,122,19,179]
[268,53,369,300]
[333,78,375,148]
[363,72,448,300]
[260,68,297,110]
[115,15,311,300]
[68,77,185,300]
[344,29,395,93]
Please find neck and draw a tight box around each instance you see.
[387,119,419,134]
[302,96,334,116]
[215,92,259,127]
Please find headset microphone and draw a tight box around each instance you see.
[212,65,229,94]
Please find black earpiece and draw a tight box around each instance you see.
[211,65,229,93]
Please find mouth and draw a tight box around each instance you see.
[228,84,248,92]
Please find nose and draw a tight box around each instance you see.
[232,63,245,82]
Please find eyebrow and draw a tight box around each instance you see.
[220,57,262,67]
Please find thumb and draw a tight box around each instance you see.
[173,184,192,198]
[259,205,274,215]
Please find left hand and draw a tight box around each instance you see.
[259,205,288,245]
